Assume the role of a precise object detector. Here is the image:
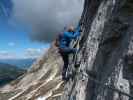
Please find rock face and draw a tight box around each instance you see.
[0,45,64,100]
[60,0,133,100]
[1,0,133,100]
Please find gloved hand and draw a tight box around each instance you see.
[79,21,83,26]
[75,48,80,53]
[79,29,82,32]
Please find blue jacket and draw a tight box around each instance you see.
[59,25,81,48]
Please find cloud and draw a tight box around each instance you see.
[0,51,17,59]
[0,48,48,59]
[8,42,15,47]
[11,0,84,42]
[24,48,47,59]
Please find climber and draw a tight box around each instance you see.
[55,24,82,80]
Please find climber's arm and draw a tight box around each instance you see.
[73,24,82,38]
[64,31,80,39]
[64,25,81,39]
[64,32,77,39]
[75,24,81,32]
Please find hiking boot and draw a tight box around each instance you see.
[62,75,70,82]
[75,62,80,68]
[87,70,97,78]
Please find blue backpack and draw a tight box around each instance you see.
[54,32,63,47]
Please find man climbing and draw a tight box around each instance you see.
[55,24,82,80]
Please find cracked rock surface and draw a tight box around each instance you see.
[0,0,133,100]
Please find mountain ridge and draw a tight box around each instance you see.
[0,62,25,86]
[0,44,64,100]
[0,59,35,69]
[0,0,133,100]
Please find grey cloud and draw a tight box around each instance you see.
[11,0,84,42]
[24,48,48,59]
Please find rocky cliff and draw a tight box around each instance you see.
[61,0,133,100]
[0,0,133,100]
[0,44,64,100]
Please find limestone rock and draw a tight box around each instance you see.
[1,0,133,100]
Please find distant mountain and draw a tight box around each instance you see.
[0,62,25,86]
[0,46,64,99]
[0,59,35,69]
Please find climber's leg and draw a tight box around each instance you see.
[63,47,80,68]
[61,47,77,54]
[59,47,78,80]
[61,53,69,80]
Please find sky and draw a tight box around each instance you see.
[0,20,49,59]
[0,0,84,59]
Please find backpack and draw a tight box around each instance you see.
[54,32,63,47]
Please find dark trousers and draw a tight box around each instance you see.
[59,47,77,79]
